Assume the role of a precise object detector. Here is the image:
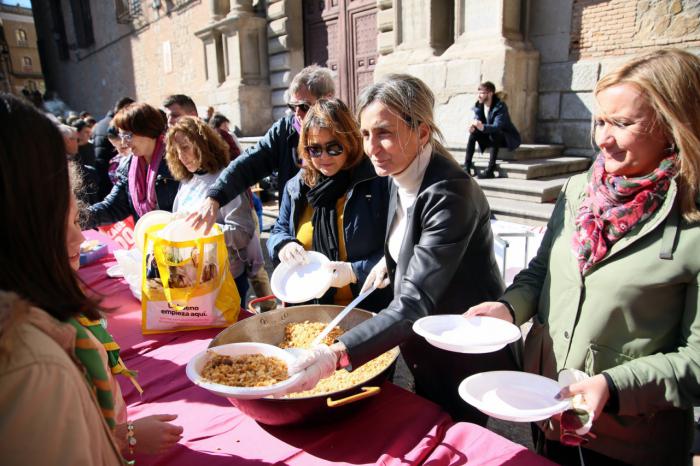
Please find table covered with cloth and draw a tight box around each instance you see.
[79,230,554,466]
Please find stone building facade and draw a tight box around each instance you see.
[31,0,700,154]
[0,4,45,95]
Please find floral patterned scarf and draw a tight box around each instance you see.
[572,153,677,274]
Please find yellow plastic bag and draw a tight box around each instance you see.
[140,224,240,334]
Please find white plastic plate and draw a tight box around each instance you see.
[413,315,521,353]
[458,371,571,422]
[270,250,332,303]
[186,342,303,400]
[106,264,124,278]
[133,210,172,251]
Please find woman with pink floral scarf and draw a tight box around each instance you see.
[467,48,700,466]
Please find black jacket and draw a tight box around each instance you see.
[92,111,117,199]
[339,151,517,422]
[267,158,392,311]
[473,96,521,150]
[86,152,178,228]
[207,115,300,206]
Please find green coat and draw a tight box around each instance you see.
[503,172,700,465]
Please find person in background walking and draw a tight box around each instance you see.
[464,81,521,179]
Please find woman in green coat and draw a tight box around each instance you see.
[468,48,700,466]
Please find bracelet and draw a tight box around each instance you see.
[126,422,137,455]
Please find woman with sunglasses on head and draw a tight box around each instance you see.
[467,49,700,466]
[267,98,391,310]
[85,102,178,228]
[165,116,264,309]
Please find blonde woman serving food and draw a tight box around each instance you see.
[286,76,518,423]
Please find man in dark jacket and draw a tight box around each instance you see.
[188,65,335,233]
[92,97,134,199]
[464,81,521,179]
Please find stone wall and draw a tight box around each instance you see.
[531,0,700,156]
[266,0,303,121]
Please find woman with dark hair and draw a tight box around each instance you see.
[0,94,122,465]
[165,116,263,308]
[267,98,391,310]
[0,95,183,465]
[86,102,178,228]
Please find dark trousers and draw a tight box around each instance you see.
[234,272,249,309]
[464,131,505,175]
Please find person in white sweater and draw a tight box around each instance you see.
[164,116,263,308]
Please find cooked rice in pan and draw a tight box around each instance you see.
[279,321,397,398]
[201,353,289,387]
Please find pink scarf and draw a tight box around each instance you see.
[572,153,677,274]
[128,134,164,217]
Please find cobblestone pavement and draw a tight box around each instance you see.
[256,202,534,451]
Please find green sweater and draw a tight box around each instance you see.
[503,172,700,465]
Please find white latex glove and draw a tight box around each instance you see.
[286,344,338,394]
[361,256,390,293]
[323,261,357,288]
[278,242,309,266]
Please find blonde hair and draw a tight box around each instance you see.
[357,73,450,159]
[297,99,363,187]
[595,48,700,221]
[165,116,230,181]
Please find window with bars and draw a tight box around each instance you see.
[15,29,28,47]
[115,0,143,24]
[22,56,32,72]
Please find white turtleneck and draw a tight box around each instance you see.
[387,143,433,261]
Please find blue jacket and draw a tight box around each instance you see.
[207,114,300,207]
[268,157,392,311]
[86,152,179,228]
[473,96,521,150]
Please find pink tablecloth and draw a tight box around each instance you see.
[80,231,554,466]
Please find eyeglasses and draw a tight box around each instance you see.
[305,142,344,158]
[287,102,310,114]
[118,131,133,143]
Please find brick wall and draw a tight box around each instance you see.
[571,0,700,59]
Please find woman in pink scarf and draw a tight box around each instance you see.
[86,103,178,228]
[467,49,700,465]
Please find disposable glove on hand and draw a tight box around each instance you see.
[324,261,357,288]
[361,256,390,293]
[278,242,309,266]
[286,344,338,394]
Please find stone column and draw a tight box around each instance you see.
[195,1,272,136]
[375,0,539,147]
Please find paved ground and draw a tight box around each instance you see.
[254,201,534,450]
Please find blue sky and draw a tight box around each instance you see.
[2,0,32,8]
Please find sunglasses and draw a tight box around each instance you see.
[287,102,310,113]
[305,142,344,158]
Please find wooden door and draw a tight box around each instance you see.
[303,0,378,109]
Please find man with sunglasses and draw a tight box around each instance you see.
[188,65,335,234]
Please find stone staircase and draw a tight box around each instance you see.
[241,136,590,227]
[447,144,592,226]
